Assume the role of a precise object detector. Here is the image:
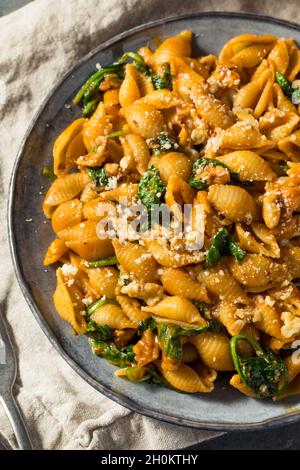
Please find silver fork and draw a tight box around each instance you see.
[0,308,32,450]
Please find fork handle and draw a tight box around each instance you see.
[0,393,32,450]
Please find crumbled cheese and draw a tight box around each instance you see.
[61,264,78,276]
[120,156,131,171]
[82,297,94,306]
[292,79,300,89]
[105,176,118,190]
[265,296,275,307]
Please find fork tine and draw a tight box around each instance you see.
[0,309,32,449]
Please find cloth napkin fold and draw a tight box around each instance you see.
[1,0,299,450]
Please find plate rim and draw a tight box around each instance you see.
[8,10,300,431]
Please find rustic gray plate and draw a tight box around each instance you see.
[8,12,300,430]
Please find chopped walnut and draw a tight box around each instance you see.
[121,281,164,306]
[190,118,208,145]
[76,136,108,167]
[263,173,300,229]
[194,164,231,186]
[133,330,160,367]
[281,312,300,338]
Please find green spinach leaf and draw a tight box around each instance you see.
[230,334,289,398]
[205,228,246,268]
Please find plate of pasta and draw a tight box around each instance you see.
[9,12,300,430]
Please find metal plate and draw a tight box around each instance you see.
[8,12,300,430]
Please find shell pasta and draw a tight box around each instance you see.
[42,30,300,400]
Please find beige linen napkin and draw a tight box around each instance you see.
[1,0,300,450]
